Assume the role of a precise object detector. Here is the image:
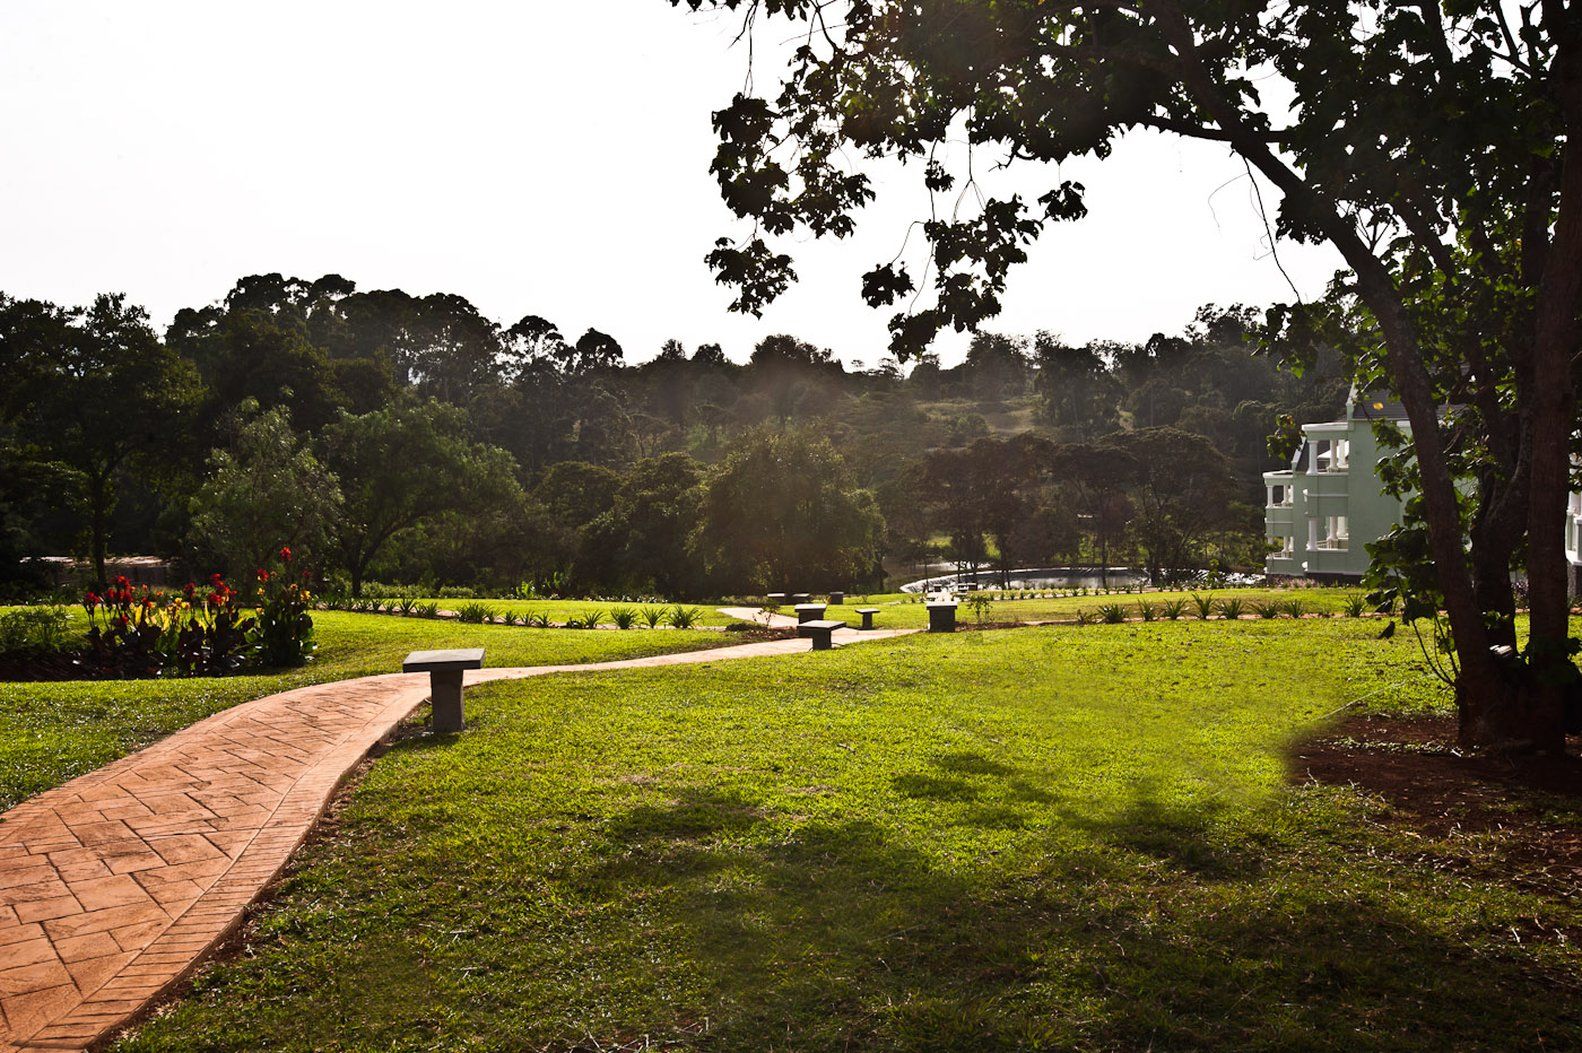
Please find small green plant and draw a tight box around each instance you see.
[610,606,637,630]
[0,606,71,654]
[1343,593,1368,618]
[641,605,666,629]
[397,597,418,616]
[1073,608,1094,626]
[581,608,605,629]
[1097,602,1127,624]
[456,602,490,624]
[1280,598,1306,619]
[500,610,521,626]
[965,593,994,626]
[667,605,701,629]
[528,612,552,628]
[1190,593,1215,619]
[1161,599,1188,620]
[1253,600,1281,619]
[1137,601,1158,622]
[1217,597,1245,620]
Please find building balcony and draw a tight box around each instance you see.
[1266,554,1303,577]
[1305,473,1350,499]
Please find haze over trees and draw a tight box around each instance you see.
[666,0,1582,755]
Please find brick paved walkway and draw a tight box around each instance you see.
[0,629,909,1052]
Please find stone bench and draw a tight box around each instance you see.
[926,602,958,633]
[797,619,846,650]
[403,648,485,732]
[854,606,881,630]
[828,590,845,605]
[790,592,812,605]
[766,592,788,608]
[794,602,827,624]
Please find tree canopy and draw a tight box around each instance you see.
[668,0,1582,754]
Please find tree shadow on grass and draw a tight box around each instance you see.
[580,780,1582,1051]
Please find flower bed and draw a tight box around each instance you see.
[2,548,316,681]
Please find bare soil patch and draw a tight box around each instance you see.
[1293,713,1582,902]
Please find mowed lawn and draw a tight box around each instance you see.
[119,620,1582,1051]
[815,586,1363,630]
[0,612,730,810]
[412,598,744,627]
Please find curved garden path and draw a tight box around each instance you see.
[0,623,911,1052]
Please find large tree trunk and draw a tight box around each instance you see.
[1515,25,1582,754]
[87,471,109,589]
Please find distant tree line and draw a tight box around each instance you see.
[0,276,1347,597]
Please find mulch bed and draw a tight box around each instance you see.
[1292,713,1582,903]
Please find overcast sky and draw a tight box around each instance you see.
[0,1,1344,367]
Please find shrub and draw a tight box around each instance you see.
[500,609,521,626]
[641,605,666,629]
[610,607,638,630]
[456,602,490,624]
[1253,601,1282,619]
[418,602,439,619]
[582,608,606,629]
[0,607,72,654]
[528,612,552,628]
[252,556,316,668]
[1137,601,1158,622]
[1343,593,1368,618]
[668,605,702,629]
[1073,608,1094,626]
[1097,603,1127,624]
[1190,593,1216,619]
[1161,599,1188,621]
[1217,597,1246,620]
[1280,598,1306,619]
[965,594,994,626]
[435,586,477,599]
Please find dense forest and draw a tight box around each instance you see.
[0,274,1349,597]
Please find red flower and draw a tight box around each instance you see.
[279,545,293,563]
[184,582,196,598]
[256,568,270,582]
[84,591,100,608]
[209,591,226,606]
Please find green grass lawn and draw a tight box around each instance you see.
[824,586,1363,630]
[409,598,743,627]
[0,612,728,810]
[117,619,1582,1051]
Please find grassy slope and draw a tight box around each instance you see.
[0,612,727,810]
[119,620,1582,1051]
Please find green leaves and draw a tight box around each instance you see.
[704,238,796,317]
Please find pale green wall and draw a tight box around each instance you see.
[1264,403,1407,580]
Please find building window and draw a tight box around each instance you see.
[1269,535,1294,557]
[1267,483,1293,507]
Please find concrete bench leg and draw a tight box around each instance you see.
[811,631,834,651]
[859,611,875,630]
[429,669,466,732]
